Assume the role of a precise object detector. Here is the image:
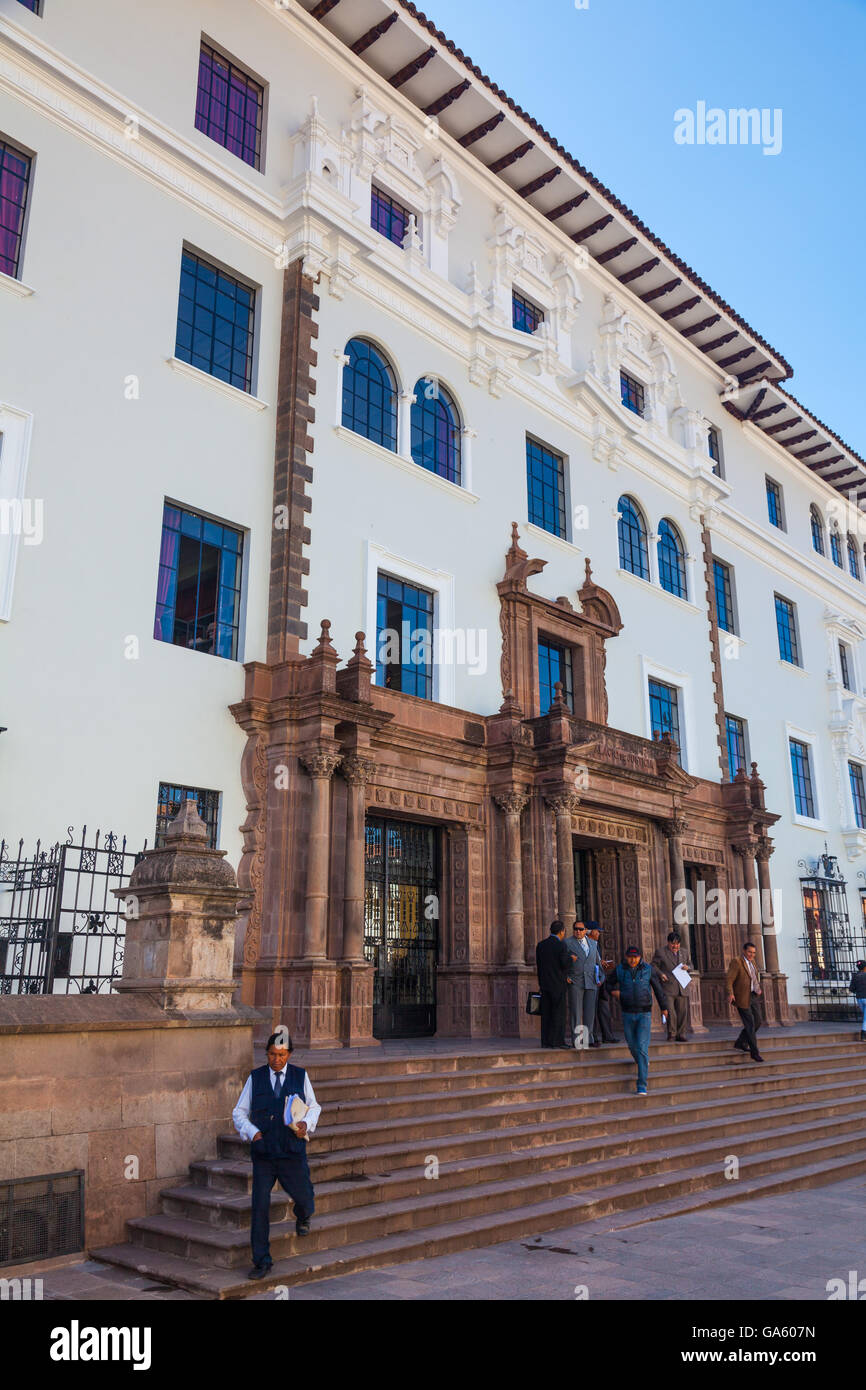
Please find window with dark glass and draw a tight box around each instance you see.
[153,502,243,659]
[371,185,414,247]
[526,437,566,539]
[620,370,645,416]
[849,762,866,829]
[342,338,398,450]
[512,289,544,334]
[195,41,264,170]
[830,528,843,568]
[648,678,682,760]
[538,640,574,714]
[774,593,800,666]
[713,558,736,634]
[156,784,220,849]
[789,739,816,818]
[657,519,687,599]
[765,476,784,529]
[617,495,649,579]
[725,714,747,781]
[0,138,32,280]
[810,505,825,555]
[376,572,434,700]
[17,0,41,12]
[848,534,861,580]
[410,378,461,485]
[708,426,722,476]
[175,249,256,393]
[840,642,854,692]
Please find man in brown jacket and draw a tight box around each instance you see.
[725,941,765,1062]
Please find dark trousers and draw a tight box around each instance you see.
[250,1151,315,1266]
[663,992,689,1038]
[593,986,616,1043]
[540,989,566,1047]
[735,996,763,1058]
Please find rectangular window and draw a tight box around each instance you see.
[376,571,434,700]
[526,436,566,539]
[512,289,544,334]
[849,762,866,829]
[712,558,736,634]
[725,714,747,781]
[195,40,264,169]
[175,248,256,393]
[538,640,574,714]
[789,739,816,818]
[156,784,220,849]
[766,476,784,529]
[371,185,413,248]
[17,0,41,10]
[0,138,32,280]
[648,678,681,762]
[620,371,645,417]
[153,502,244,659]
[708,425,722,476]
[774,593,800,666]
[840,642,853,692]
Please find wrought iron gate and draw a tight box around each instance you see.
[0,829,144,995]
[799,852,866,1021]
[364,818,438,1038]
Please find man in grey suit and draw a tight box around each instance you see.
[565,920,600,1049]
[652,931,691,1041]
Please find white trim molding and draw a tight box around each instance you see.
[0,401,36,622]
[364,540,457,707]
[165,357,269,411]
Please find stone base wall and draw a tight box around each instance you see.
[0,996,257,1250]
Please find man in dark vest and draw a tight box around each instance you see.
[606,946,668,1095]
[535,920,572,1049]
[232,1031,322,1279]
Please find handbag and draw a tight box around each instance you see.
[526,991,542,1016]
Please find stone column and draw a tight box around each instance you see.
[494,790,529,965]
[115,799,243,1011]
[299,746,342,960]
[662,815,688,925]
[338,752,379,1048]
[732,840,765,971]
[755,841,780,973]
[398,391,416,458]
[546,792,580,923]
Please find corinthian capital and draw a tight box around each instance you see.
[662,815,688,841]
[545,790,581,817]
[342,753,377,787]
[755,840,774,863]
[494,788,529,817]
[300,747,342,780]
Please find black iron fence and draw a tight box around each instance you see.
[799,859,866,1021]
[0,828,145,995]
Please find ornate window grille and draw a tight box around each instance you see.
[799,853,864,1020]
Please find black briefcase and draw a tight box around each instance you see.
[526,991,541,1015]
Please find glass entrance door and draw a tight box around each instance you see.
[364,818,438,1038]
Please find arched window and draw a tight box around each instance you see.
[617,496,649,579]
[341,338,398,450]
[810,505,825,556]
[830,525,843,568]
[848,534,861,581]
[410,378,461,485]
[657,518,687,598]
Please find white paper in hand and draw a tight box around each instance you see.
[283,1092,310,1139]
[672,963,691,990]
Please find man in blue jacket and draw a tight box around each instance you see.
[607,945,668,1095]
[233,1032,322,1279]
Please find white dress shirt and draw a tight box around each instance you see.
[232,1064,322,1143]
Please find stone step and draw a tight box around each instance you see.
[125,1125,866,1268]
[189,1084,866,1195]
[300,1030,858,1080]
[308,1040,866,1100]
[162,1106,866,1228]
[310,1047,866,1125]
[216,1058,866,1159]
[92,1145,866,1298]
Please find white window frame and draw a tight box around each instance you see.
[364,540,456,706]
[785,723,825,828]
[0,401,35,622]
[641,656,695,772]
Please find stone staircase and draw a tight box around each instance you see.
[92,1029,866,1298]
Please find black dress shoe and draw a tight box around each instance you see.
[733,1041,749,1052]
[247,1262,272,1280]
[751,1053,765,1063]
[675,1035,688,1043]
[295,1220,311,1237]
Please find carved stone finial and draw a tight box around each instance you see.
[353,631,368,660]
[164,797,208,843]
[584,557,593,585]
[313,619,335,653]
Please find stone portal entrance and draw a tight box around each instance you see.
[364,817,438,1039]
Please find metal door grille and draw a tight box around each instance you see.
[364,818,438,1038]
[799,858,865,1020]
[0,1171,84,1266]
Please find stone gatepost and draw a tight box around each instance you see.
[115,799,244,1011]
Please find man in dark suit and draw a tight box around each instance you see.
[535,920,572,1049]
[652,931,692,1041]
[589,924,618,1043]
[725,941,765,1062]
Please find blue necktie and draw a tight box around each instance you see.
[273,1072,284,1102]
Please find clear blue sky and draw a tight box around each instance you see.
[423,0,866,454]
